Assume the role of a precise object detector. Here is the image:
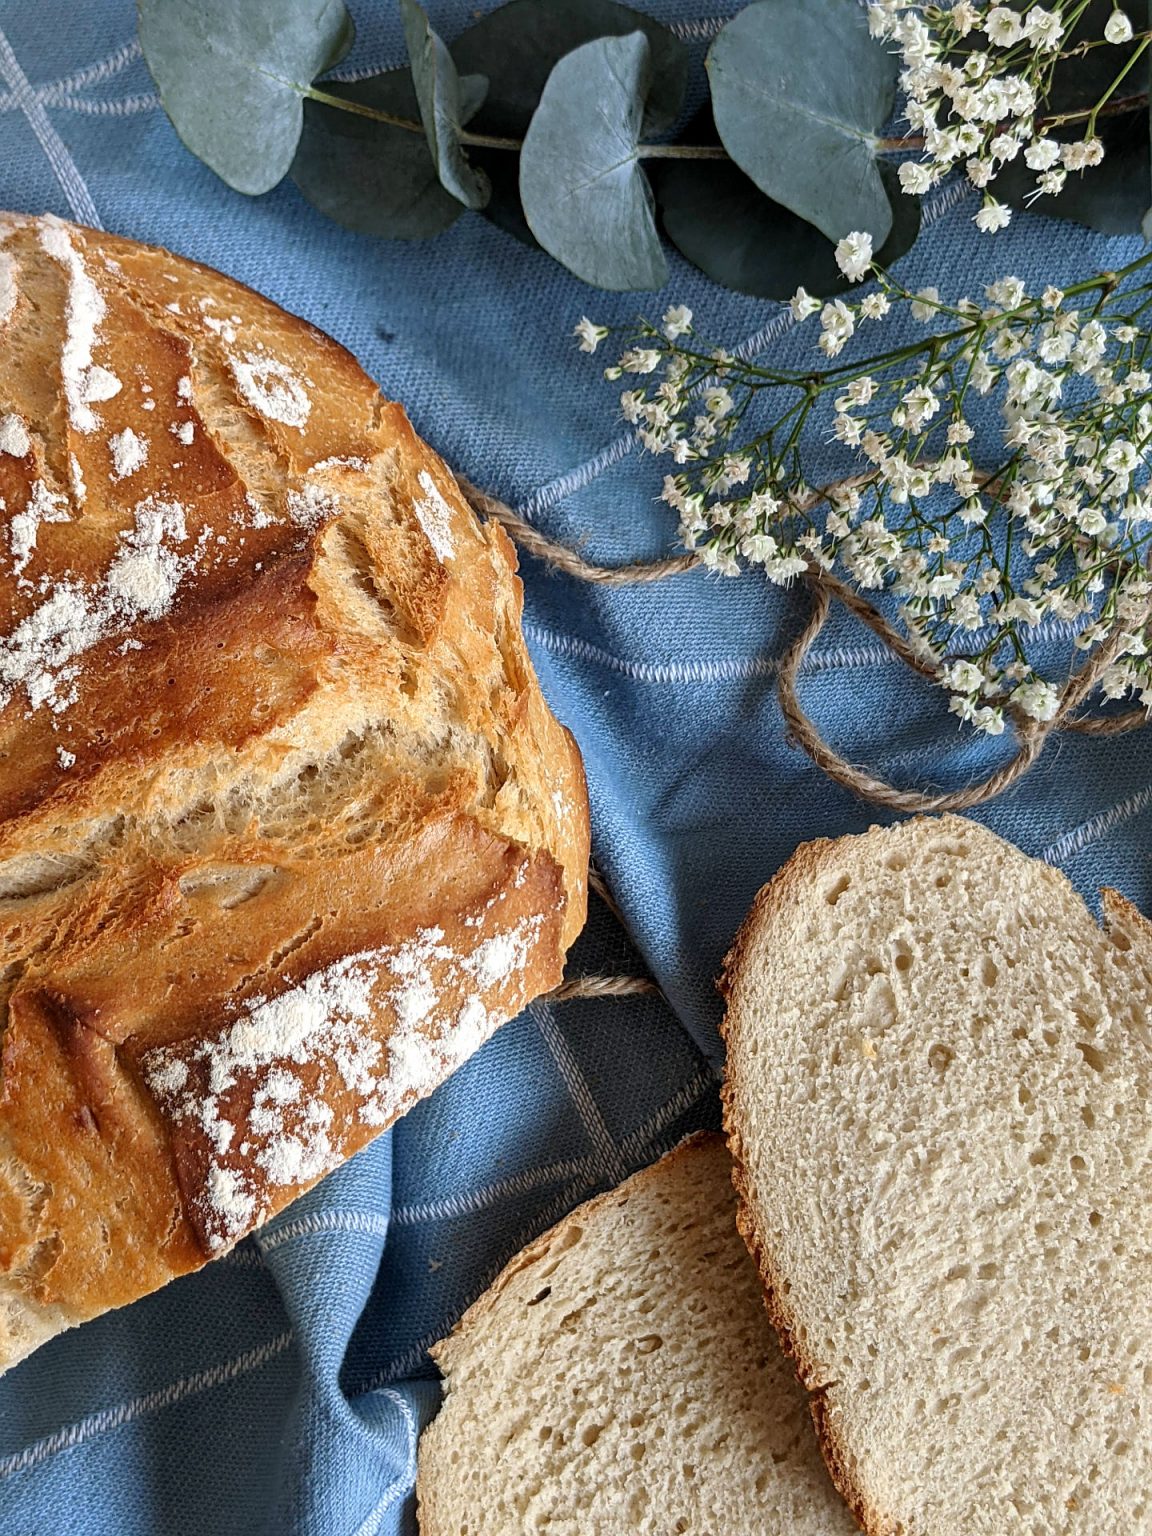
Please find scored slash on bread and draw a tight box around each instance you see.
[0,213,588,1374]
[721,815,1152,1536]
[417,1133,859,1536]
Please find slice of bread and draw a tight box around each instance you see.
[722,814,1152,1535]
[418,1134,859,1535]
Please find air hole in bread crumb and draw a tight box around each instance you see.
[934,873,952,888]
[580,1424,603,1448]
[634,1334,663,1354]
[527,1286,551,1306]
[1111,926,1133,952]
[980,953,999,986]
[1042,1028,1059,1048]
[884,853,907,871]
[825,873,850,905]
[928,1044,953,1073]
[1077,1042,1106,1073]
[1081,1104,1096,1129]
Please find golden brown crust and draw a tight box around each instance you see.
[0,213,588,1370]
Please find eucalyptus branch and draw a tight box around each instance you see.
[140,0,1152,294]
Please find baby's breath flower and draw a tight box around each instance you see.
[834,231,875,283]
[790,286,822,322]
[1036,168,1067,196]
[819,299,855,357]
[662,304,693,340]
[703,386,734,419]
[889,4,1123,213]
[985,7,1025,46]
[1062,138,1105,170]
[620,389,645,423]
[975,196,1012,233]
[574,316,608,353]
[1025,138,1062,171]
[898,160,934,194]
[1011,677,1060,720]
[1023,6,1063,50]
[586,246,1152,734]
[619,347,661,374]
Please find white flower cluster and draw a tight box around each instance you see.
[868,1,1143,231]
[579,258,1152,734]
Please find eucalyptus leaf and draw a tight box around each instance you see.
[706,0,897,246]
[452,0,687,137]
[655,121,919,298]
[400,0,490,210]
[520,32,666,290]
[291,74,478,238]
[138,0,354,195]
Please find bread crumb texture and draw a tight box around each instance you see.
[417,1134,859,1536]
[723,814,1152,1536]
[0,213,588,1373]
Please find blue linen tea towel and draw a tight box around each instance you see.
[0,4,1149,1533]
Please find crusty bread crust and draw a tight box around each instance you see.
[720,815,1152,1536]
[419,1131,862,1535]
[720,833,890,1536]
[428,1131,722,1378]
[0,213,588,1373]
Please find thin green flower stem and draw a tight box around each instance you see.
[1086,35,1152,133]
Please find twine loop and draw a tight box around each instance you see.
[457,474,1149,814]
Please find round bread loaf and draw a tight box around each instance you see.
[0,212,588,1374]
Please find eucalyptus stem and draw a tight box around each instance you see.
[636,144,731,160]
[307,85,740,162]
[304,85,521,151]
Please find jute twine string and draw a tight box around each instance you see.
[456,475,1149,816]
[547,863,659,1003]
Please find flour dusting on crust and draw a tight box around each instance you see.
[142,913,543,1252]
[414,470,456,563]
[38,217,114,435]
[0,414,30,458]
[0,498,196,713]
[0,249,16,326]
[230,352,312,429]
[10,481,70,576]
[109,428,148,480]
